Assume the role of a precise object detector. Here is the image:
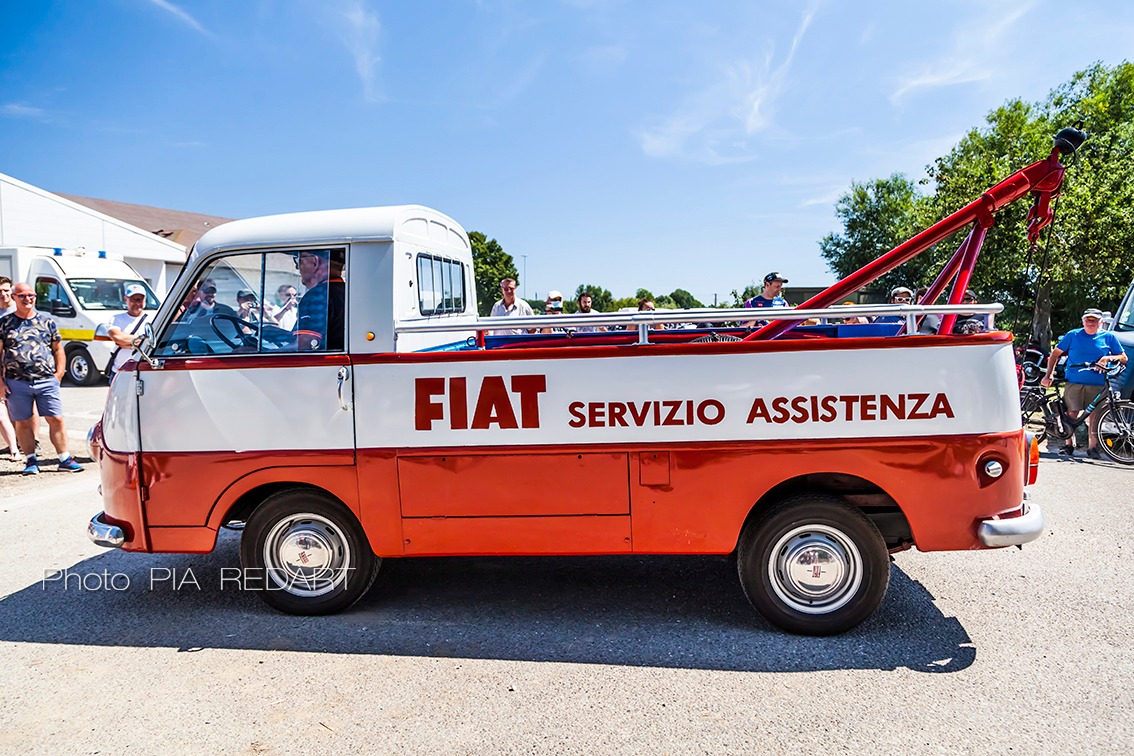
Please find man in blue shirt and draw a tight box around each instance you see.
[1041,308,1128,458]
[873,286,913,325]
[743,272,788,327]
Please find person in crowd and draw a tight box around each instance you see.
[913,287,941,334]
[839,300,868,325]
[489,277,534,335]
[1041,308,1128,459]
[0,276,13,316]
[0,283,83,474]
[272,284,300,330]
[574,291,603,333]
[236,289,262,323]
[0,277,18,461]
[873,286,913,324]
[105,284,150,379]
[626,298,662,331]
[952,290,989,334]
[540,291,568,334]
[743,272,788,328]
[181,279,235,322]
[295,249,345,351]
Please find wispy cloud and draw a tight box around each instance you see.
[336,0,383,102]
[636,5,816,164]
[890,2,1032,103]
[144,0,211,37]
[1,103,47,120]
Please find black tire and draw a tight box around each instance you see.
[66,347,102,386]
[240,489,379,615]
[1097,401,1134,465]
[737,494,890,636]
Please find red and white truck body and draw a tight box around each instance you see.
[87,128,1085,634]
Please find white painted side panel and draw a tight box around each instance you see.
[136,365,354,453]
[355,342,1021,449]
[101,370,140,452]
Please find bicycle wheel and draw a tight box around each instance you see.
[1097,401,1134,465]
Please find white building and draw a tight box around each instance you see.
[0,171,231,295]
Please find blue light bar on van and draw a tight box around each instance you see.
[53,247,63,256]
[98,250,107,258]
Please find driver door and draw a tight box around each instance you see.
[135,248,355,529]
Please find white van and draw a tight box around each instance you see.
[0,247,161,384]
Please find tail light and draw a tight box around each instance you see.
[1025,433,1039,485]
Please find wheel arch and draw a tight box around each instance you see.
[204,466,360,532]
[740,472,913,552]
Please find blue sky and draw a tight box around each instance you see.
[2,0,1132,305]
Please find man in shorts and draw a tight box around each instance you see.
[0,282,83,474]
[1041,308,1128,459]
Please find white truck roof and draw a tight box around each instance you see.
[190,205,470,261]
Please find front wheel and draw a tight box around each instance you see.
[737,494,890,636]
[1097,401,1134,465]
[240,489,379,615]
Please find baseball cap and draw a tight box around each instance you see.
[1082,308,1104,320]
[237,289,257,300]
[963,290,978,300]
[764,272,788,284]
[124,283,146,298]
[889,286,914,298]
[547,290,563,300]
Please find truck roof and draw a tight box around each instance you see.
[190,204,470,261]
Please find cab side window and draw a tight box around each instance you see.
[154,248,346,357]
[35,277,76,318]
[417,254,466,315]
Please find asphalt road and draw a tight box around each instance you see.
[1,385,1131,753]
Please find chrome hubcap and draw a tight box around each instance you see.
[767,524,863,614]
[262,513,352,597]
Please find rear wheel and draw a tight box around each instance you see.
[241,489,379,615]
[1097,401,1134,465]
[737,494,890,636]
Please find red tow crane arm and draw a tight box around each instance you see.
[745,127,1087,341]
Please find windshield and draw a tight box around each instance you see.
[67,278,161,310]
[1113,280,1134,332]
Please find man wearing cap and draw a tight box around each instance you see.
[540,291,567,334]
[952,290,989,334]
[182,279,235,322]
[489,278,535,335]
[1041,308,1127,458]
[873,286,914,324]
[742,273,788,328]
[105,284,151,378]
[745,273,788,310]
[0,282,82,474]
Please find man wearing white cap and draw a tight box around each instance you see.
[1041,308,1128,458]
[105,283,151,378]
[540,290,567,334]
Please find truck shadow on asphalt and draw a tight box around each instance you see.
[1,531,975,673]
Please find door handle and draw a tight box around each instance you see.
[337,366,351,411]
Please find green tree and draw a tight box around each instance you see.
[669,288,704,308]
[819,62,1134,345]
[469,231,518,317]
[818,173,924,298]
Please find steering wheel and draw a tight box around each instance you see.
[209,313,296,350]
[209,313,259,349]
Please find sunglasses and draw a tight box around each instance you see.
[893,296,912,303]
[15,293,36,299]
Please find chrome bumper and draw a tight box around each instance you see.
[978,495,1044,547]
[88,512,125,549]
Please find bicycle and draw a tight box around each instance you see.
[1025,362,1134,464]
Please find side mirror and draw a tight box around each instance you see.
[134,321,160,369]
[50,301,77,319]
[93,323,112,341]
